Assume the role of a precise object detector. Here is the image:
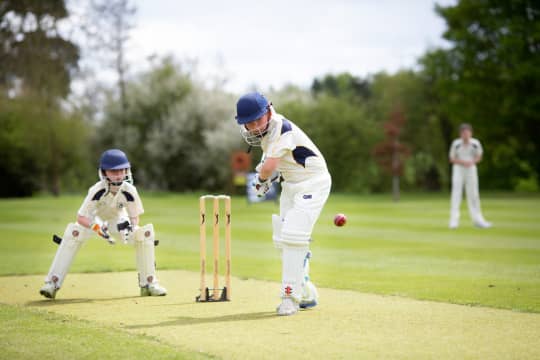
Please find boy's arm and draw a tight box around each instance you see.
[259,157,280,180]
[130,216,140,227]
[77,214,92,228]
[450,157,474,167]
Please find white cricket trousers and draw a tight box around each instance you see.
[450,164,487,225]
[277,173,331,301]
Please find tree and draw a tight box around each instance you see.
[97,57,243,191]
[0,0,90,196]
[371,71,447,191]
[420,0,540,190]
[83,0,136,114]
[0,0,79,97]
[311,73,371,101]
[280,94,381,193]
[0,95,93,197]
[372,108,411,201]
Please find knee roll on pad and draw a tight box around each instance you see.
[63,222,90,244]
[134,224,155,244]
[134,224,157,287]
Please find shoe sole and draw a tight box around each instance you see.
[141,288,167,296]
[277,310,298,316]
[39,289,55,299]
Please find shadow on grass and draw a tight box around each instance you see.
[125,311,276,329]
[26,295,142,306]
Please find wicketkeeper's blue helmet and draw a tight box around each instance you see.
[100,149,130,170]
[98,149,133,185]
[235,92,270,125]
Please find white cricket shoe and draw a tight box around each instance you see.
[475,221,492,229]
[140,282,167,296]
[276,297,299,316]
[39,282,58,299]
[449,220,458,229]
[300,281,319,309]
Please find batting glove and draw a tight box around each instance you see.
[253,176,272,197]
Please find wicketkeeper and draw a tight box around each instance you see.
[449,123,492,229]
[236,92,332,316]
[39,149,167,299]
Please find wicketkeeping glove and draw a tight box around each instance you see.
[117,219,133,244]
[90,221,114,244]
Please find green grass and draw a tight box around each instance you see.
[1,192,539,312]
[0,303,210,359]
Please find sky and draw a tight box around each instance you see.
[120,0,456,93]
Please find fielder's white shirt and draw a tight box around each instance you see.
[449,138,483,163]
[78,181,144,222]
[261,113,329,184]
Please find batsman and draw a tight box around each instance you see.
[236,92,332,316]
[39,149,167,299]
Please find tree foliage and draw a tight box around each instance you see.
[3,0,539,197]
[0,96,93,196]
[0,0,79,97]
[420,0,540,189]
[279,93,382,193]
[97,57,243,191]
[0,0,91,197]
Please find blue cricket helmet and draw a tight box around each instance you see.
[99,149,130,170]
[235,92,269,125]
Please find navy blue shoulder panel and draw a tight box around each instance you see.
[92,188,106,201]
[122,191,135,202]
[281,118,292,134]
[292,146,317,167]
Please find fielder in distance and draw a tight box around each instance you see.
[448,123,492,229]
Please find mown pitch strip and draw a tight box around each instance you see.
[1,270,539,359]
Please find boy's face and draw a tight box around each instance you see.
[105,169,126,183]
[460,128,472,141]
[244,111,270,134]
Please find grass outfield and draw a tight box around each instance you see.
[0,303,209,360]
[0,192,539,359]
[1,192,538,312]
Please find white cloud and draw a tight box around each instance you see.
[121,0,456,93]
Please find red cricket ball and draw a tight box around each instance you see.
[334,213,347,227]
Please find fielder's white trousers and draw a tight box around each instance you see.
[450,164,487,225]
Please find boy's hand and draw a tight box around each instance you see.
[91,221,114,244]
[256,162,281,183]
[253,176,272,197]
[117,220,133,244]
[269,170,281,183]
